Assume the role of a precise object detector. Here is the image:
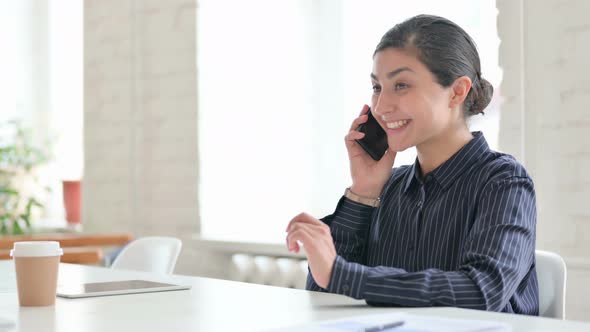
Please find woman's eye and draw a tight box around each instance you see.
[372,85,381,93]
[395,83,409,90]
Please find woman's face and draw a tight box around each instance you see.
[371,48,458,152]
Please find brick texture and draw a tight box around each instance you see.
[498,0,590,321]
[83,0,202,275]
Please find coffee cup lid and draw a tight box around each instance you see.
[10,241,64,257]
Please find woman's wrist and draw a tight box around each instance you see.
[349,185,382,199]
[345,187,382,207]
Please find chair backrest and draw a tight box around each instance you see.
[536,250,567,319]
[110,236,182,274]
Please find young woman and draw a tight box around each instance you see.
[286,15,538,315]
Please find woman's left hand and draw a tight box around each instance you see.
[285,212,337,289]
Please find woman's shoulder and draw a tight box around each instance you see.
[477,150,532,183]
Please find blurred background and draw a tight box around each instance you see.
[1,0,588,321]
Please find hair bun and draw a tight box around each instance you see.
[470,78,493,115]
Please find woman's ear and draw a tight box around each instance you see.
[449,76,472,110]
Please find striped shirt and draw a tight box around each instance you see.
[307,132,538,315]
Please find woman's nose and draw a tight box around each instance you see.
[373,97,396,118]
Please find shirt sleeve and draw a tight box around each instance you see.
[306,196,375,292]
[324,176,537,312]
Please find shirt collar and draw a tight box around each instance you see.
[404,131,490,192]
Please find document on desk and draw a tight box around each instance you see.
[272,312,511,332]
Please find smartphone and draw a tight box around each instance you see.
[355,108,388,161]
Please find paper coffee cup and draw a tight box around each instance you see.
[10,241,64,306]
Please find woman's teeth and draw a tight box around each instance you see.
[386,120,409,129]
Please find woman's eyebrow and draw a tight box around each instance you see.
[370,67,415,80]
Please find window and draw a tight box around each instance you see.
[2,1,83,222]
[1,1,23,124]
[48,0,84,183]
[197,0,500,243]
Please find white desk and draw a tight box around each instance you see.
[0,261,588,332]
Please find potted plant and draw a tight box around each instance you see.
[0,121,52,235]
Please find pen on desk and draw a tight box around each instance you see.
[362,320,405,332]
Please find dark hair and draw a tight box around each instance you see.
[374,14,493,116]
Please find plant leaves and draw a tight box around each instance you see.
[12,219,24,235]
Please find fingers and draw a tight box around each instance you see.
[348,105,370,132]
[286,222,330,253]
[345,127,365,140]
[287,226,314,253]
[345,105,371,151]
[348,113,369,132]
[285,212,322,232]
[359,104,370,116]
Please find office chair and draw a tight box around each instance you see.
[536,250,567,319]
[110,236,182,274]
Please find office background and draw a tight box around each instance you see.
[3,0,589,322]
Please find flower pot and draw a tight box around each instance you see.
[62,180,81,224]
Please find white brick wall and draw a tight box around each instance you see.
[83,0,218,276]
[497,0,590,321]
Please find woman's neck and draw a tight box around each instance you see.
[416,124,474,177]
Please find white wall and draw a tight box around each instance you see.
[84,0,199,234]
[83,0,230,278]
[83,0,590,321]
[497,0,590,321]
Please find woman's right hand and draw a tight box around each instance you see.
[345,105,397,198]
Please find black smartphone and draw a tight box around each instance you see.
[355,108,388,161]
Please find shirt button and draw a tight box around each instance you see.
[342,284,350,292]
